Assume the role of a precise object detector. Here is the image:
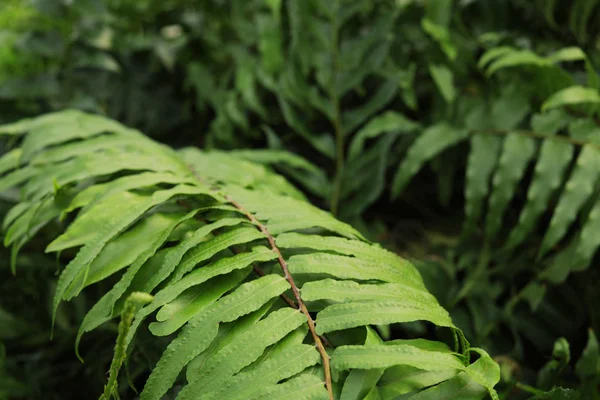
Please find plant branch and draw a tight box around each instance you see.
[329,0,344,217]
[223,194,334,400]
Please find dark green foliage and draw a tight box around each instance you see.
[1,0,600,399]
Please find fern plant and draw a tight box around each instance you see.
[184,0,442,220]
[0,110,499,399]
[390,43,600,321]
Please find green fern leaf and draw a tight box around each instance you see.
[65,171,193,212]
[2,201,30,232]
[542,86,600,112]
[221,373,328,400]
[464,135,502,234]
[391,123,468,199]
[504,113,574,250]
[301,279,437,304]
[0,148,20,175]
[339,326,384,400]
[18,110,128,161]
[198,337,322,400]
[407,372,489,399]
[378,366,458,398]
[348,111,420,161]
[287,253,423,287]
[573,200,600,265]
[179,308,307,396]
[71,212,191,295]
[142,222,259,291]
[75,210,194,357]
[539,144,600,257]
[331,343,464,371]
[0,110,500,399]
[486,49,549,76]
[315,301,455,335]
[141,275,290,400]
[0,167,34,193]
[478,46,514,70]
[148,270,248,337]
[342,80,398,135]
[50,185,213,326]
[485,134,536,239]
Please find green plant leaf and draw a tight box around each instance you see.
[315,300,455,334]
[504,114,574,250]
[463,135,502,234]
[429,63,456,103]
[392,123,468,199]
[542,86,600,112]
[485,134,536,239]
[140,274,290,400]
[331,342,464,371]
[539,144,600,257]
[348,111,419,160]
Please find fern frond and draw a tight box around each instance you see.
[0,110,499,399]
[393,93,600,286]
[504,113,574,250]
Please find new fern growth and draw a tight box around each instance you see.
[0,110,499,399]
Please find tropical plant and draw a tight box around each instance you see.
[0,110,500,399]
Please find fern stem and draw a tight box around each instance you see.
[329,0,344,217]
[177,199,298,309]
[471,128,600,149]
[224,194,335,400]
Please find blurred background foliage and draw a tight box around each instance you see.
[2,0,600,399]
